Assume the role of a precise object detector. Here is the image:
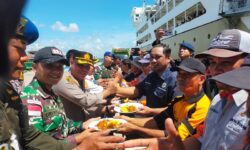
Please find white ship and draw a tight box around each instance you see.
[131,0,250,58]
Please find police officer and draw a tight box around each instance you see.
[53,50,114,122]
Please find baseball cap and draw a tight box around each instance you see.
[180,41,195,52]
[138,54,150,64]
[66,49,78,61]
[34,47,67,65]
[104,51,114,57]
[131,56,141,68]
[195,29,250,58]
[177,58,206,74]
[15,16,39,45]
[72,50,94,65]
[212,66,250,90]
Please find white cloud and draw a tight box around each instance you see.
[27,32,136,58]
[51,21,79,32]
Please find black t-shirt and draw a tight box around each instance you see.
[153,97,180,130]
[152,40,161,46]
[203,78,219,100]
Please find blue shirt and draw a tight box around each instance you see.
[136,67,179,108]
[199,90,249,150]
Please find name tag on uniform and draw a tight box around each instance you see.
[27,99,42,106]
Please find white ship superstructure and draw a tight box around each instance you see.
[131,0,250,58]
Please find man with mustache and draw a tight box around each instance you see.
[53,50,114,121]
[109,43,179,110]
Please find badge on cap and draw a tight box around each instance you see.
[82,53,91,61]
[51,48,63,56]
[16,17,28,36]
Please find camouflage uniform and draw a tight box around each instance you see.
[20,77,83,144]
[0,80,75,150]
[95,63,117,79]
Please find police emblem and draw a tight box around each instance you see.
[83,53,91,60]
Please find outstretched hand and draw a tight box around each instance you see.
[74,130,125,150]
[136,106,153,116]
[123,118,184,150]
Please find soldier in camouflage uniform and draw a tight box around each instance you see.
[20,47,93,145]
[95,51,117,80]
[0,16,75,149]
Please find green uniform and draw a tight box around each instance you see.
[95,63,116,79]
[0,80,75,149]
[21,78,83,144]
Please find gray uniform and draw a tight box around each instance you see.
[199,90,249,150]
[53,71,103,122]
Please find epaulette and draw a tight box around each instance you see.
[66,76,77,84]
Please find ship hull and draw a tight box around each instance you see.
[142,17,250,59]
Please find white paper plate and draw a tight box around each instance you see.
[114,103,143,114]
[88,118,127,130]
[111,99,122,105]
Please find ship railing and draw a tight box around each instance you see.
[220,0,250,16]
[150,2,167,24]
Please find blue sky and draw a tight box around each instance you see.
[23,0,154,57]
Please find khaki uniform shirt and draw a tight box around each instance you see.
[53,71,103,121]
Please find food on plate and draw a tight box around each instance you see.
[124,98,129,103]
[120,105,137,113]
[96,119,122,130]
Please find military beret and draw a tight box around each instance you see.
[15,16,39,45]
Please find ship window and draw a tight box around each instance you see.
[186,5,197,22]
[197,2,206,17]
[136,14,139,17]
[208,34,211,39]
[168,0,173,12]
[174,42,176,46]
[193,37,196,42]
[175,0,184,7]
[175,12,185,27]
[175,2,206,27]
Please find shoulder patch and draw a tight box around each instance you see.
[66,76,77,84]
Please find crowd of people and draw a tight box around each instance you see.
[1,1,250,150]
